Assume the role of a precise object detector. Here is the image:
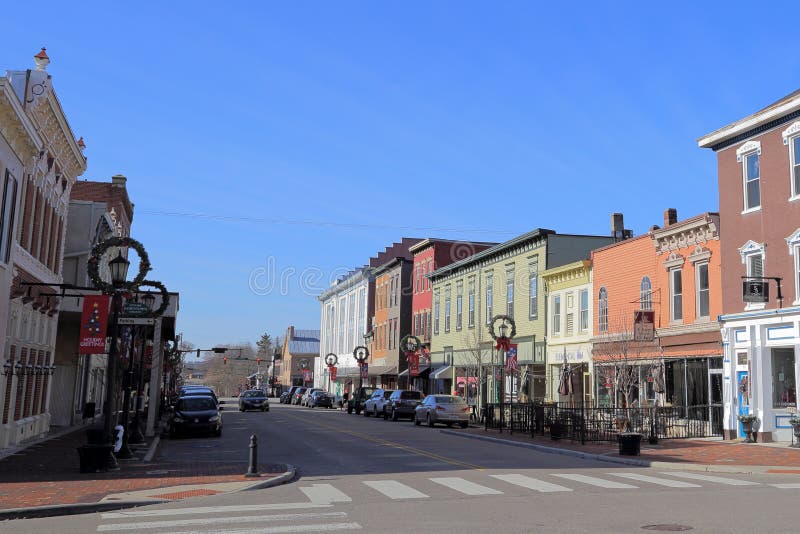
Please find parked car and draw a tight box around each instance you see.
[346,386,375,414]
[239,389,269,412]
[169,395,223,437]
[282,386,300,404]
[301,388,323,407]
[385,389,425,421]
[179,387,219,406]
[364,389,395,417]
[414,395,469,428]
[292,387,308,405]
[308,390,334,408]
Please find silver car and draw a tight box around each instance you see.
[301,388,323,407]
[414,395,470,428]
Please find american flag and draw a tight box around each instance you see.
[506,344,518,373]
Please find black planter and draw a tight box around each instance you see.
[791,424,800,447]
[618,432,642,456]
[550,421,564,441]
[77,444,114,473]
[741,422,755,443]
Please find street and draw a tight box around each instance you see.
[5,400,800,533]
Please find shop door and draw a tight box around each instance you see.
[736,370,749,438]
[709,370,723,435]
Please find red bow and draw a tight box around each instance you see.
[495,337,512,352]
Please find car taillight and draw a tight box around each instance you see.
[463,407,470,412]
[436,406,445,411]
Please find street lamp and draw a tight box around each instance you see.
[128,292,157,445]
[271,348,280,397]
[324,353,338,394]
[102,251,130,447]
[353,345,369,398]
[489,314,516,430]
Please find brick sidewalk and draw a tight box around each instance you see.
[0,427,283,510]
[464,426,800,470]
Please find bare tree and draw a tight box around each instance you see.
[458,329,490,410]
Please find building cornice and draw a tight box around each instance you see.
[541,259,591,291]
[318,267,371,302]
[0,79,41,159]
[651,213,719,254]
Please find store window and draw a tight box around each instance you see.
[772,348,796,408]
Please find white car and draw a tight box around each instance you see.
[364,389,396,418]
[301,388,323,407]
[414,395,470,428]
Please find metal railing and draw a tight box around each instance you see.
[483,402,724,443]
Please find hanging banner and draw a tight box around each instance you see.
[79,295,111,354]
[408,353,420,377]
[303,369,313,382]
[360,363,369,379]
[506,343,518,373]
[329,365,337,380]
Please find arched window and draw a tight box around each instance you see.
[598,287,608,333]
[640,277,652,310]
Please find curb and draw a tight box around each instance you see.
[0,500,170,521]
[143,434,160,462]
[237,463,297,492]
[440,430,793,474]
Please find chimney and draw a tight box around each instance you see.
[611,213,625,240]
[111,174,127,188]
[663,208,678,227]
[33,48,50,71]
[289,325,295,340]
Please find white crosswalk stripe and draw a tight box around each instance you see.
[429,477,503,496]
[300,483,352,504]
[97,512,348,531]
[490,474,573,493]
[551,473,637,489]
[610,473,701,488]
[167,523,362,534]
[770,483,800,489]
[662,472,761,486]
[101,503,333,520]
[363,480,429,499]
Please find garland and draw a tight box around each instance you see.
[324,353,338,366]
[353,345,369,363]
[135,280,170,318]
[399,334,421,354]
[87,236,151,294]
[488,314,517,341]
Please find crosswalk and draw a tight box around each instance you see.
[95,471,795,533]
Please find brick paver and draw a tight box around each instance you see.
[464,426,800,467]
[0,427,283,510]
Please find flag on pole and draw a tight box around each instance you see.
[506,344,518,373]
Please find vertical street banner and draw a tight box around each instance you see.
[79,295,111,354]
[360,363,369,379]
[303,369,313,382]
[408,353,419,377]
[506,343,518,373]
[329,366,337,380]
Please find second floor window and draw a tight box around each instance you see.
[468,279,475,327]
[434,291,440,335]
[598,287,608,333]
[696,262,710,319]
[552,295,561,335]
[744,152,761,210]
[506,275,514,318]
[671,268,683,322]
[529,267,538,319]
[792,135,800,198]
[640,277,652,310]
[580,289,589,331]
[456,283,463,331]
[0,170,18,264]
[445,286,451,333]
[486,274,493,323]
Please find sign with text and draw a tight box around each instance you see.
[408,353,419,377]
[742,280,769,303]
[118,317,156,325]
[303,369,313,382]
[633,310,655,341]
[79,295,110,354]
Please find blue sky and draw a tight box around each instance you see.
[3,2,799,349]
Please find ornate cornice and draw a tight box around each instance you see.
[782,121,800,144]
[0,84,40,161]
[28,94,86,181]
[541,260,591,291]
[652,214,719,254]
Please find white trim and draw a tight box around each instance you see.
[782,121,800,144]
[698,94,800,148]
[739,240,765,263]
[736,140,762,162]
[741,206,762,215]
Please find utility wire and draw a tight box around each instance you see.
[139,209,519,235]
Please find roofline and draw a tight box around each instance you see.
[698,92,800,149]
[429,228,555,280]
[0,78,42,150]
[371,256,410,276]
[408,238,498,254]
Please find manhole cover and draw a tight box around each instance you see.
[642,525,693,532]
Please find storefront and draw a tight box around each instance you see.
[721,309,800,442]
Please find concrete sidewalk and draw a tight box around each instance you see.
[446,426,800,474]
[0,425,295,519]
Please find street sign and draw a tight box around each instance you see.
[743,280,769,303]
[123,302,150,316]
[118,317,156,325]
[633,310,655,341]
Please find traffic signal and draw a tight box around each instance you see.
[196,349,200,358]
[223,356,228,365]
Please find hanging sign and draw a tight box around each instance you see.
[408,353,420,377]
[303,369,313,382]
[79,295,111,354]
[329,366,337,380]
[360,363,369,379]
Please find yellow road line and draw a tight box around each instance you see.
[282,411,485,471]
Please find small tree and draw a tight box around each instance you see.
[459,329,490,409]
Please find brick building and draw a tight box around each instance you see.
[699,88,800,441]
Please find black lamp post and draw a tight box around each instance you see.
[271,348,280,397]
[102,251,130,447]
[353,345,369,393]
[128,293,156,444]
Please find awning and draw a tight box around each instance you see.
[431,365,452,379]
[368,365,397,377]
[398,364,431,378]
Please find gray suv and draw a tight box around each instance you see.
[385,389,424,421]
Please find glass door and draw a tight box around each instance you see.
[709,370,723,435]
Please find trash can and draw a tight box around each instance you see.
[618,432,642,455]
[77,444,113,473]
[82,402,96,420]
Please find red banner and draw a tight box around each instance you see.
[329,365,337,380]
[407,352,419,377]
[360,363,369,379]
[303,369,313,382]
[79,295,110,354]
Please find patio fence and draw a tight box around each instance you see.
[483,402,724,443]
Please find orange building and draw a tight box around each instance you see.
[592,210,723,416]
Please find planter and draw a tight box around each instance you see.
[549,421,564,441]
[618,432,642,456]
[741,421,755,443]
[791,423,800,448]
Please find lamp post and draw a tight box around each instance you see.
[353,345,369,394]
[271,348,280,397]
[324,353,338,394]
[102,251,131,447]
[128,292,156,444]
[489,314,516,432]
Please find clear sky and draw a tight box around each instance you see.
[3,1,799,349]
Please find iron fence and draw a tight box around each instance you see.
[483,402,724,443]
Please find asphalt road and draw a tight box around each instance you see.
[8,400,800,533]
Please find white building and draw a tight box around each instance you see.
[317,267,373,395]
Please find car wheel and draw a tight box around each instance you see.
[383,409,389,420]
[427,413,434,427]
[460,422,468,429]
[239,407,245,412]
[391,409,399,422]
[363,406,369,417]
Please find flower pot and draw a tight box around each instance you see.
[618,432,642,456]
[741,421,754,443]
[791,424,800,448]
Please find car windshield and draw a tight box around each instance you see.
[183,389,214,397]
[242,391,264,398]
[383,391,393,398]
[177,397,216,411]
[434,396,465,404]
[312,391,327,397]
[400,391,423,399]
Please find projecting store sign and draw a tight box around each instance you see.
[743,280,769,303]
